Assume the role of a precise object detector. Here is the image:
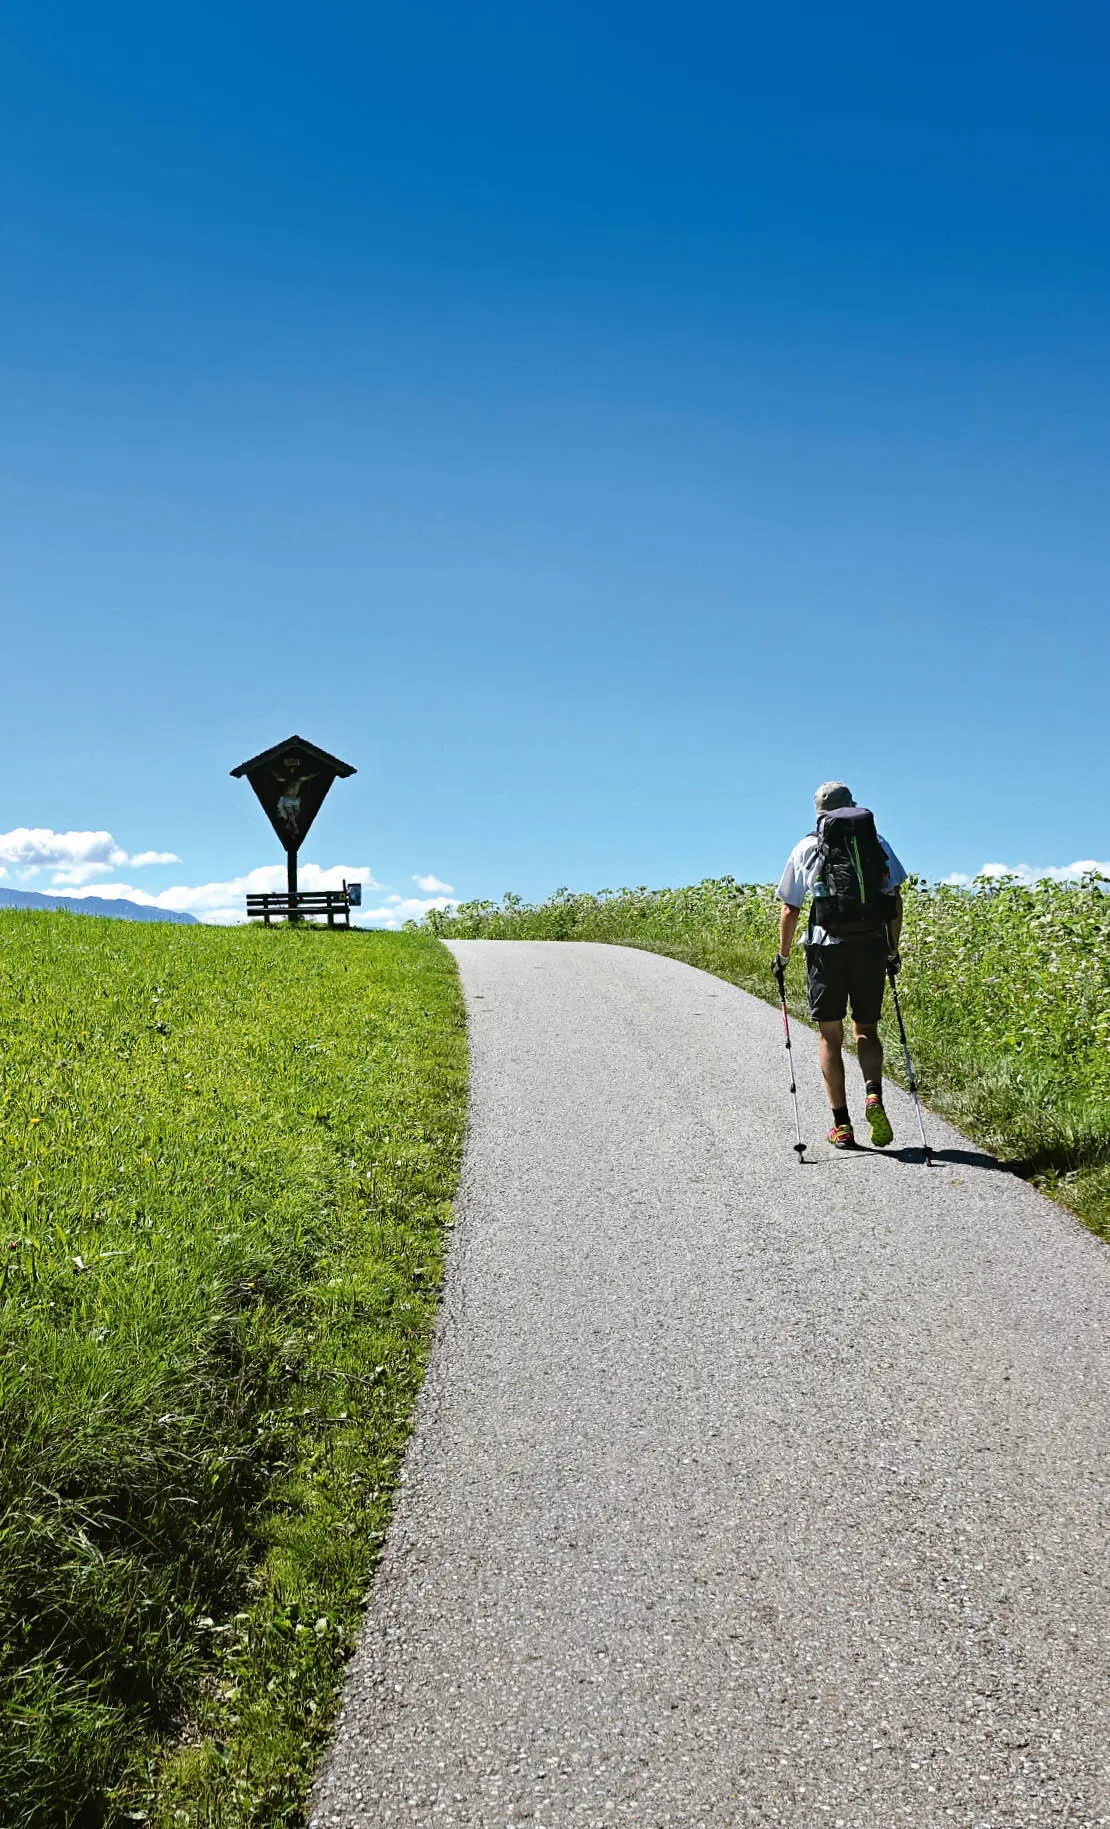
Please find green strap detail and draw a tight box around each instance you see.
[850,836,867,901]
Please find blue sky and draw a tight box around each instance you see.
[2,1,1107,921]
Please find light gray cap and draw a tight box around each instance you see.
[814,780,855,813]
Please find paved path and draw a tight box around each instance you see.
[312,941,1110,1828]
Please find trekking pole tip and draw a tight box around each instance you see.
[793,1141,806,1162]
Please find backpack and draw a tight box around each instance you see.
[810,806,895,939]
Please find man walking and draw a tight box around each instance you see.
[774,782,906,1149]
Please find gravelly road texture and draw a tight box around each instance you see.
[312,941,1110,1829]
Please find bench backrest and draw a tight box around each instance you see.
[246,892,347,904]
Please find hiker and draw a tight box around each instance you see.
[774,782,906,1149]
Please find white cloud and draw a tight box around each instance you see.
[413,873,454,894]
[50,863,118,887]
[0,828,181,884]
[943,860,1110,888]
[356,893,457,930]
[0,827,126,871]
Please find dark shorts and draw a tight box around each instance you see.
[806,938,888,1025]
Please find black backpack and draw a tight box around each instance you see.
[810,806,895,938]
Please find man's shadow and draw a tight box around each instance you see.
[859,1143,1049,1179]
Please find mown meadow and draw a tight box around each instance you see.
[428,874,1110,1236]
[0,913,466,1828]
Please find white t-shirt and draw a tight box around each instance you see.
[777,833,906,946]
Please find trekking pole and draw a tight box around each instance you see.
[771,956,806,1162]
[884,939,932,1163]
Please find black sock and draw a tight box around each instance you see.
[832,1106,850,1127]
[865,1080,882,1101]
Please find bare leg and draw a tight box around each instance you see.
[853,1020,883,1087]
[818,1020,847,1109]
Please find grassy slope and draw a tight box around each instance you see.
[0,913,466,1828]
[428,876,1110,1238]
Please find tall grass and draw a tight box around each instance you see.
[427,875,1110,1235]
[0,913,466,1827]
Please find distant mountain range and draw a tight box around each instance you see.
[0,886,197,925]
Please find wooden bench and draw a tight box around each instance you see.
[246,882,360,927]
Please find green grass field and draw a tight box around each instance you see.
[0,913,466,1828]
[428,874,1110,1237]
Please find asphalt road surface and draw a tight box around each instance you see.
[312,941,1110,1829]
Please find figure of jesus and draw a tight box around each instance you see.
[276,762,318,841]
